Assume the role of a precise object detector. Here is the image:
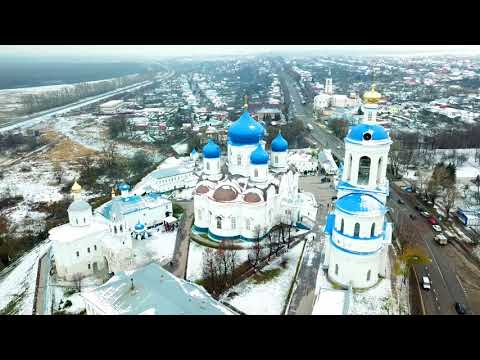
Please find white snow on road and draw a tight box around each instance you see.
[221,244,303,315]
[0,240,51,314]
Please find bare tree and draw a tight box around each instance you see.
[72,273,85,293]
[443,185,459,219]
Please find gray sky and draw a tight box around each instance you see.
[2,45,480,60]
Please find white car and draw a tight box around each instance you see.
[432,225,442,232]
[422,276,431,290]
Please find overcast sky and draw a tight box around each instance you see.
[2,45,480,61]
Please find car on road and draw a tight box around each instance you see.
[397,199,405,205]
[428,216,439,225]
[403,186,413,192]
[422,276,431,290]
[435,234,448,245]
[455,302,466,315]
[420,211,431,218]
[432,224,442,232]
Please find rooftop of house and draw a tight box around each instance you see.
[81,263,234,315]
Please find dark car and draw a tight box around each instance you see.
[415,205,425,212]
[397,199,405,205]
[455,302,466,315]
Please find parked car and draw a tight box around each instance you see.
[432,224,442,232]
[455,302,466,315]
[403,187,413,193]
[420,211,431,218]
[397,199,405,205]
[428,216,439,225]
[435,234,448,245]
[415,205,426,212]
[422,276,431,290]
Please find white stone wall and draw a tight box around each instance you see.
[227,143,258,176]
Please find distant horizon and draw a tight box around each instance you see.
[1,45,480,62]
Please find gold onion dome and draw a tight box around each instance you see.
[363,84,382,104]
[71,181,82,193]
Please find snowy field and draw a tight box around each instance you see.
[0,240,51,314]
[220,243,304,315]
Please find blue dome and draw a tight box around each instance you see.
[335,193,385,216]
[202,139,221,159]
[118,183,130,191]
[191,148,197,155]
[228,111,265,145]
[250,144,269,165]
[271,132,288,152]
[134,223,145,231]
[346,123,389,142]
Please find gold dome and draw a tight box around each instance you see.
[363,84,382,104]
[71,181,82,193]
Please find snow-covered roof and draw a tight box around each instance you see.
[81,263,234,315]
[49,220,109,243]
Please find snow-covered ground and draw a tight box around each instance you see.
[220,243,304,315]
[133,229,178,267]
[0,240,50,314]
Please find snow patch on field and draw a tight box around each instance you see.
[0,241,50,314]
[220,244,303,315]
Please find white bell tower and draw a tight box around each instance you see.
[325,69,333,95]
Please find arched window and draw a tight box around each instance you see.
[197,210,202,220]
[275,155,278,164]
[246,218,251,230]
[370,223,376,237]
[377,157,383,185]
[358,156,371,185]
[76,218,78,224]
[340,218,344,233]
[216,216,222,229]
[254,169,259,177]
[354,223,360,237]
[217,162,220,169]
[114,226,117,234]
[206,162,210,170]
[120,225,123,232]
[335,264,339,275]
[237,154,242,166]
[231,217,236,229]
[84,217,86,224]
[367,270,371,281]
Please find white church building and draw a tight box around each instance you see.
[313,70,361,117]
[193,101,317,242]
[322,84,393,289]
[50,181,172,281]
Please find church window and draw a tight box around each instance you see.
[254,169,259,177]
[216,216,222,229]
[88,264,91,270]
[76,251,80,257]
[120,225,123,232]
[237,154,241,166]
[114,226,117,234]
[94,245,97,251]
[206,162,210,170]
[246,218,251,230]
[340,218,344,233]
[217,162,220,169]
[377,157,383,185]
[275,156,278,164]
[347,154,353,181]
[76,218,78,224]
[358,156,371,185]
[370,223,376,237]
[335,264,339,275]
[367,270,371,281]
[87,247,91,253]
[84,217,86,224]
[231,217,236,229]
[354,223,360,237]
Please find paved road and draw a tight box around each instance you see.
[281,69,479,315]
[287,178,336,315]
[389,186,472,315]
[0,71,175,133]
[165,201,193,279]
[34,246,52,315]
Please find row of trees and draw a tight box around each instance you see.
[20,74,152,115]
[0,132,46,153]
[327,118,349,139]
[200,222,297,297]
